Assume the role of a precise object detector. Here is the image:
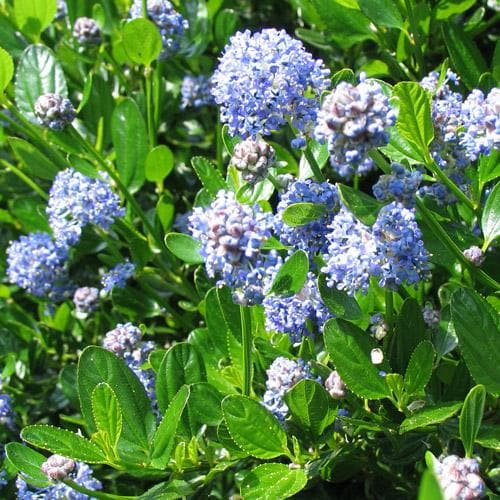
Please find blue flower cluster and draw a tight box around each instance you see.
[372,163,422,208]
[47,168,125,246]
[263,273,332,343]
[0,393,15,431]
[322,203,429,295]
[262,357,318,422]
[16,462,102,500]
[211,29,330,142]
[55,0,67,20]
[274,179,339,257]
[314,73,396,179]
[180,75,214,109]
[34,93,76,131]
[189,190,276,305]
[103,323,159,420]
[73,17,101,46]
[101,261,136,293]
[73,287,100,317]
[129,0,188,59]
[6,232,73,302]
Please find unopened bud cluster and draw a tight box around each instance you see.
[34,93,76,131]
[41,455,75,481]
[231,138,276,184]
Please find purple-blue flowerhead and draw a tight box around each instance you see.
[101,261,136,293]
[373,163,422,208]
[34,93,76,131]
[211,29,330,142]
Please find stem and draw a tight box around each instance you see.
[385,289,394,334]
[0,159,49,200]
[145,67,156,149]
[404,0,426,76]
[64,480,137,500]
[303,143,325,182]
[141,0,148,18]
[240,305,253,397]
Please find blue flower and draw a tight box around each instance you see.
[73,287,100,317]
[6,232,73,302]
[100,261,135,293]
[373,163,421,208]
[34,93,76,131]
[0,393,15,431]
[274,179,339,258]
[315,73,396,179]
[129,0,188,59]
[263,357,318,422]
[47,168,125,246]
[180,75,214,109]
[211,29,330,142]
[55,0,67,20]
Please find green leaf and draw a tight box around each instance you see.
[434,0,475,20]
[122,18,162,66]
[394,82,434,159]
[191,156,228,197]
[222,395,288,459]
[151,385,190,469]
[399,402,462,433]
[15,44,68,121]
[482,181,500,248]
[281,202,326,227]
[111,98,147,192]
[284,379,337,437]
[187,382,224,427]
[8,137,59,180]
[21,425,106,463]
[269,250,309,296]
[459,384,486,457]
[240,463,307,500]
[0,46,14,94]
[451,288,500,396]
[318,274,362,320]
[14,0,56,40]
[418,470,444,500]
[156,343,206,413]
[442,22,488,90]
[358,0,403,29]
[324,319,391,399]
[331,68,357,87]
[77,346,156,453]
[337,184,384,225]
[91,383,122,450]
[145,145,174,184]
[214,8,238,48]
[476,425,500,451]
[404,341,435,396]
[478,150,499,192]
[5,443,49,484]
[164,233,203,264]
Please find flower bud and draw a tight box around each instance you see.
[41,455,75,481]
[73,17,101,46]
[324,370,347,399]
[232,138,276,184]
[34,93,76,131]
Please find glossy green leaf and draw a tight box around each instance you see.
[191,156,227,196]
[394,82,434,159]
[151,385,190,469]
[0,46,14,93]
[5,443,49,484]
[482,181,500,248]
[240,463,307,500]
[14,0,56,40]
[418,470,444,500]
[442,23,487,89]
[111,98,147,192]
[358,0,403,29]
[331,68,357,87]
[77,346,156,452]
[15,45,68,121]
[399,402,462,433]
[324,319,390,399]
[8,137,59,180]
[214,8,238,48]
[434,0,475,20]
[156,343,206,413]
[164,232,203,264]
[269,250,309,296]
[318,274,362,320]
[187,382,224,427]
[145,144,174,184]
[284,379,337,437]
[91,383,122,450]
[476,425,500,451]
[404,341,435,396]
[459,384,486,457]
[337,184,384,226]
[222,395,288,459]
[21,425,106,463]
[451,288,500,395]
[281,202,326,227]
[122,18,162,66]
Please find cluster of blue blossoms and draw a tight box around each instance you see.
[180,75,214,109]
[129,0,188,59]
[211,29,330,145]
[372,163,422,208]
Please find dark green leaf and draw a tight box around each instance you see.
[451,288,500,395]
[5,443,49,484]
[214,9,238,48]
[318,274,362,320]
[281,202,326,227]
[337,184,384,226]
[324,319,391,399]
[476,425,500,451]
[145,145,174,184]
[481,181,500,248]
[0,46,14,93]
[8,136,59,180]
[91,383,122,450]
[240,463,307,500]
[187,382,224,427]
[418,470,444,500]
[122,18,162,66]
[222,395,288,459]
[399,402,462,433]
[358,0,403,29]
[21,425,106,463]
[331,68,357,87]
[434,0,475,20]
[404,341,435,396]
[164,233,203,264]
[191,156,227,196]
[111,98,147,192]
[459,384,486,457]
[269,250,309,296]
